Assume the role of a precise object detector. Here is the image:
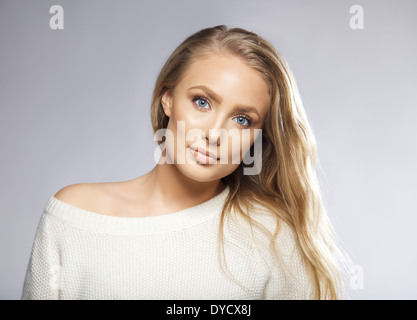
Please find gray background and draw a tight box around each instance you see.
[1,0,416,299]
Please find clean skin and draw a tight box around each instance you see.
[55,53,270,217]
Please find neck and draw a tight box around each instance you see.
[143,162,226,209]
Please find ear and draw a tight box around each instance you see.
[161,90,172,118]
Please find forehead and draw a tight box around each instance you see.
[175,54,270,114]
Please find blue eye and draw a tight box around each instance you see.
[195,98,209,109]
[234,116,251,127]
[192,95,252,128]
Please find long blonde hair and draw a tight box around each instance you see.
[150,25,350,299]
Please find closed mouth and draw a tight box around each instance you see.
[188,146,219,160]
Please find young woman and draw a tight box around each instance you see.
[22,25,349,300]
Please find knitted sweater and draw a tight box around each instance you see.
[22,185,314,300]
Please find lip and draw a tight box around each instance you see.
[188,145,219,160]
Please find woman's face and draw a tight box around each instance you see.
[160,53,270,182]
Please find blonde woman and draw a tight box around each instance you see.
[22,25,349,300]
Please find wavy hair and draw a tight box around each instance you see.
[150,25,350,299]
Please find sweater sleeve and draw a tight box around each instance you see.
[22,211,61,300]
[262,221,315,300]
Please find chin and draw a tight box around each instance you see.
[174,162,230,183]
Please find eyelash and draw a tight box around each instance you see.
[191,94,253,128]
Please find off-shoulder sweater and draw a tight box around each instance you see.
[22,185,314,300]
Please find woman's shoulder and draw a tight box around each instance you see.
[53,182,102,213]
[52,181,131,217]
[51,178,152,218]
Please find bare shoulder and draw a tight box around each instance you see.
[53,178,149,217]
[53,183,101,210]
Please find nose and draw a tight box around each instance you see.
[206,129,221,146]
[203,120,224,146]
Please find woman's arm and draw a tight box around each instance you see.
[261,220,315,300]
[22,212,61,300]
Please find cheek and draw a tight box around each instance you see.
[170,100,206,132]
[218,129,255,164]
[164,110,205,162]
[183,110,208,134]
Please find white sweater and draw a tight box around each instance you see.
[22,185,314,300]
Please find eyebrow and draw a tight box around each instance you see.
[188,85,261,118]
